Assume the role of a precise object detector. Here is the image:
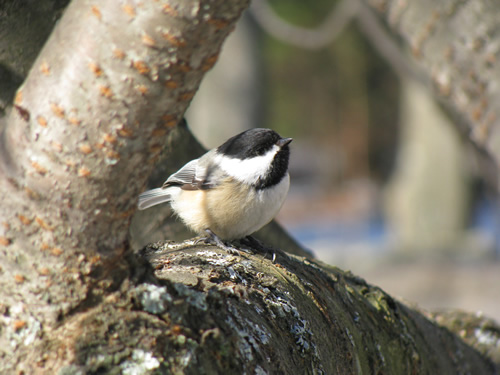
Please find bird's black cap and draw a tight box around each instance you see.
[217,128,288,159]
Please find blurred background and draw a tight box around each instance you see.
[186,0,500,322]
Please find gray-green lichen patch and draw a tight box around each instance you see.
[262,289,321,366]
[120,349,160,375]
[134,283,172,315]
[225,302,271,362]
[474,326,500,347]
[172,283,207,311]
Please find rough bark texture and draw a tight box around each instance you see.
[362,0,500,174]
[16,239,497,374]
[0,0,248,372]
[107,241,495,374]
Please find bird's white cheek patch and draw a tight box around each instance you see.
[214,145,279,185]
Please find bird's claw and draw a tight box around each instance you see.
[197,229,242,255]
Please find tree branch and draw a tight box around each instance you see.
[249,0,359,50]
[361,0,500,176]
[111,241,494,374]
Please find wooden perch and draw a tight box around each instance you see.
[34,240,497,374]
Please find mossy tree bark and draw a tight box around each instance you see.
[0,0,498,373]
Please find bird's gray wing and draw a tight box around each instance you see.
[138,154,221,209]
[138,159,202,210]
[163,159,200,187]
[163,155,219,190]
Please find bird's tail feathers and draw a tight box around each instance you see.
[138,188,172,210]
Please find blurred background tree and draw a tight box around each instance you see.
[187,0,500,321]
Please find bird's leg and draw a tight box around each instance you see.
[197,229,242,255]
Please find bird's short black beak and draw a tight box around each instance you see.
[277,137,293,148]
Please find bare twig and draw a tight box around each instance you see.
[355,3,425,83]
[249,0,359,50]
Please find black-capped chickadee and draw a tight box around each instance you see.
[138,128,292,250]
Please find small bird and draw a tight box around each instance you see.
[138,127,292,251]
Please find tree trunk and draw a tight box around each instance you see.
[384,78,471,253]
[0,0,248,371]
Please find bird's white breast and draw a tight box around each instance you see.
[168,173,290,240]
[231,172,290,238]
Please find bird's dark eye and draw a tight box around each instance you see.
[255,146,266,155]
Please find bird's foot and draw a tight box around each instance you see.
[196,229,242,255]
[193,230,275,260]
